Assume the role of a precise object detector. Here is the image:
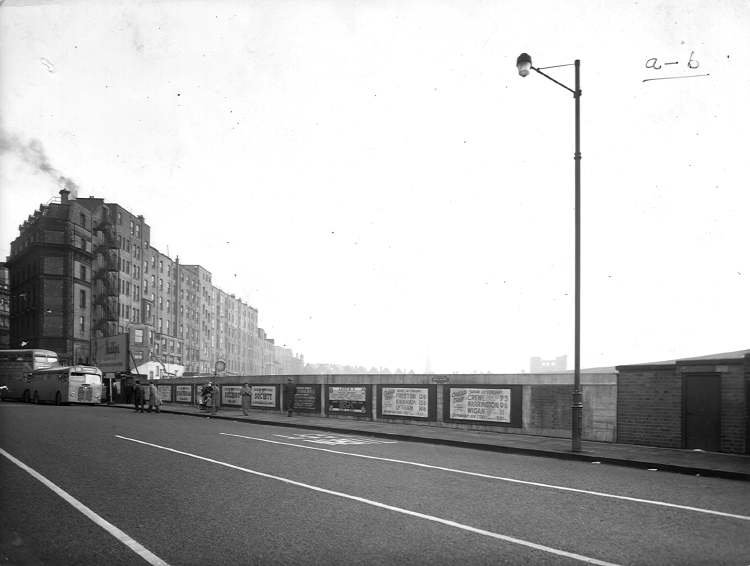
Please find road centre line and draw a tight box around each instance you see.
[220,432,750,522]
[0,447,170,566]
[116,434,620,566]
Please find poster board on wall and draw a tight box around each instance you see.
[251,385,279,409]
[377,385,437,421]
[293,385,321,413]
[326,385,371,416]
[443,385,522,427]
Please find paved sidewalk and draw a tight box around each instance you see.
[110,403,750,481]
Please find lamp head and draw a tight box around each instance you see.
[516,53,532,77]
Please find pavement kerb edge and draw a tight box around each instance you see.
[105,404,750,482]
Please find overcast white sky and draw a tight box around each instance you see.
[1,1,748,373]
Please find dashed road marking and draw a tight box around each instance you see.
[0,447,171,566]
[116,434,621,566]
[273,432,398,445]
[221,432,750,522]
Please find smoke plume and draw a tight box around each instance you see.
[0,132,79,197]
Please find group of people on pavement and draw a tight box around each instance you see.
[130,378,296,416]
[132,381,161,413]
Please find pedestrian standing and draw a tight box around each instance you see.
[133,381,145,413]
[241,383,252,416]
[148,383,161,413]
[284,378,296,417]
[211,382,219,414]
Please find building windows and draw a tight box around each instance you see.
[130,220,134,235]
[79,264,86,281]
[79,289,86,309]
[134,328,144,344]
[79,315,85,334]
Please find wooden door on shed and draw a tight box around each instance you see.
[684,374,721,451]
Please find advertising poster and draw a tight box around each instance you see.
[328,386,367,414]
[93,334,128,372]
[157,385,172,403]
[293,385,319,411]
[329,386,366,401]
[381,387,429,418]
[449,388,511,422]
[176,385,192,403]
[251,385,276,407]
[222,385,242,406]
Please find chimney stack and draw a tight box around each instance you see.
[59,188,70,203]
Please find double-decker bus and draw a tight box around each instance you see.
[0,349,59,402]
[27,365,103,405]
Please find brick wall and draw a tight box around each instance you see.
[618,360,747,454]
[617,368,683,448]
[719,365,746,453]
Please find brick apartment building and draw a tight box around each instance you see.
[6,189,302,376]
[6,189,93,363]
[0,262,9,348]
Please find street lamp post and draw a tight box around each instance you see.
[516,53,583,452]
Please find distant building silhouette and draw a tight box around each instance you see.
[530,355,567,373]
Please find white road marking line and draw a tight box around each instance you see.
[0,447,170,566]
[273,433,398,445]
[220,433,750,522]
[116,434,620,566]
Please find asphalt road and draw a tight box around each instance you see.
[1,403,749,566]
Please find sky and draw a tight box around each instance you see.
[1,0,748,373]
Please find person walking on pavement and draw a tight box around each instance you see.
[241,383,252,416]
[284,378,296,417]
[148,382,161,413]
[200,382,213,411]
[133,381,145,413]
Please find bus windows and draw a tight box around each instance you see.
[33,354,58,367]
[70,372,102,385]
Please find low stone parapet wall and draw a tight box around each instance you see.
[152,372,617,442]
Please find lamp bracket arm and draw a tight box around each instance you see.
[532,67,576,95]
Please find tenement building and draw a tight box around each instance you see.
[6,189,94,363]
[7,189,300,377]
[0,262,9,348]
